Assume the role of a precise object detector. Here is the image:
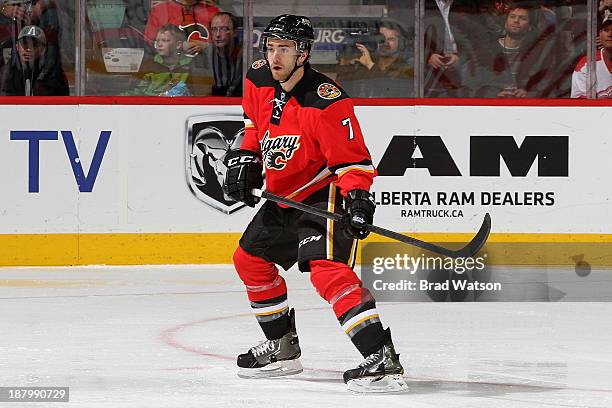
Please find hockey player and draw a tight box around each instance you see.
[223,14,406,393]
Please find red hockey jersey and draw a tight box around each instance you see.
[241,60,376,202]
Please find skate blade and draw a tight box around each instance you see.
[237,359,303,379]
[347,374,408,394]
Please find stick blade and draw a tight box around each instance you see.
[454,212,491,258]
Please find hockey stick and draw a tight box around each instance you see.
[251,188,491,258]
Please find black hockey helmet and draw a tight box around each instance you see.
[261,14,315,56]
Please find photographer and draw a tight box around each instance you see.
[335,21,414,97]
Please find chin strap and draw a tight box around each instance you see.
[278,57,304,84]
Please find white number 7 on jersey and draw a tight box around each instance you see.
[341,117,354,140]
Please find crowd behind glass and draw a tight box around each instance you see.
[0,0,609,98]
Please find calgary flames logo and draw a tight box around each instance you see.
[251,59,266,69]
[260,131,301,170]
[179,23,210,41]
[317,83,341,100]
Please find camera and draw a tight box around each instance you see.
[339,30,385,60]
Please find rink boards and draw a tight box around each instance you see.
[0,99,611,266]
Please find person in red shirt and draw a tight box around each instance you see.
[572,10,612,98]
[222,14,406,393]
[144,0,219,57]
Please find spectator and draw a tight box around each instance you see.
[335,21,414,97]
[0,24,68,95]
[474,3,548,97]
[124,24,207,96]
[144,0,219,58]
[0,0,61,71]
[435,1,504,97]
[571,10,612,98]
[423,0,461,97]
[205,11,241,96]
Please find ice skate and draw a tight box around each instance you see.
[343,331,408,393]
[237,308,303,379]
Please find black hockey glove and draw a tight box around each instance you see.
[223,149,263,207]
[343,189,376,240]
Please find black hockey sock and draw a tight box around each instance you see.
[250,294,292,340]
[259,313,291,340]
[338,301,389,357]
[351,325,390,358]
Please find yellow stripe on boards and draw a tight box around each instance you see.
[358,233,612,267]
[0,233,240,266]
[1,232,612,266]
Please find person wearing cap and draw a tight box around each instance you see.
[0,0,61,71]
[222,14,406,393]
[0,24,68,95]
[571,10,612,98]
[598,0,612,48]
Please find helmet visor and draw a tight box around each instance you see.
[260,36,306,58]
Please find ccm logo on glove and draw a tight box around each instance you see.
[227,155,261,167]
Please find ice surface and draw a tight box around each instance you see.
[0,265,611,407]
